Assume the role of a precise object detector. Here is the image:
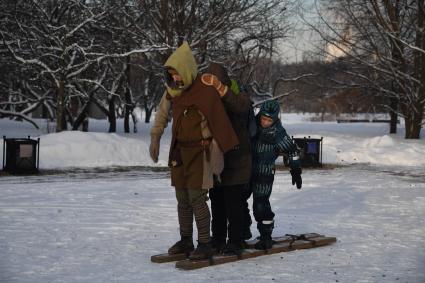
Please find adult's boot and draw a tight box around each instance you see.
[254,220,274,250]
[222,241,242,256]
[211,237,226,254]
[168,236,194,255]
[188,241,213,260]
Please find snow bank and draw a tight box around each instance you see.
[1,114,424,169]
[322,135,425,166]
[38,131,168,169]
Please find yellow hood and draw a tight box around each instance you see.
[164,42,198,97]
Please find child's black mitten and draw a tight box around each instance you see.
[290,167,302,189]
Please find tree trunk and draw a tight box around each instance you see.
[42,104,49,119]
[124,111,130,132]
[404,1,425,139]
[124,86,131,133]
[69,95,80,120]
[124,55,132,133]
[82,118,89,132]
[63,108,70,130]
[405,115,422,139]
[108,96,116,133]
[56,80,65,132]
[145,108,152,123]
[389,97,398,134]
[131,112,137,133]
[404,103,424,139]
[381,1,403,135]
[72,100,91,130]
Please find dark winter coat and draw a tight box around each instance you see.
[249,116,299,197]
[206,63,252,186]
[251,116,298,178]
[219,91,253,186]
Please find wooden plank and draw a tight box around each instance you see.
[151,253,188,263]
[175,235,337,270]
[151,233,330,264]
[245,233,324,249]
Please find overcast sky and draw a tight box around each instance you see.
[277,0,323,63]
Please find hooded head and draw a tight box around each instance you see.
[164,42,198,97]
[259,100,280,122]
[205,62,231,87]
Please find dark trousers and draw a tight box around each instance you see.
[251,181,275,223]
[241,184,253,234]
[209,184,245,244]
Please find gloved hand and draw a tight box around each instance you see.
[290,167,302,189]
[201,73,228,97]
[149,135,160,163]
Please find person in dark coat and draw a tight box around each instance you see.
[201,63,253,255]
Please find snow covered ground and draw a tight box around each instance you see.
[0,113,424,282]
[0,166,424,283]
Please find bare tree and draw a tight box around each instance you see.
[0,0,168,131]
[1,0,298,128]
[310,0,425,139]
[135,0,294,120]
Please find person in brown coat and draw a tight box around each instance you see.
[149,42,239,260]
[202,63,253,255]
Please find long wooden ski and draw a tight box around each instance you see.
[175,233,337,270]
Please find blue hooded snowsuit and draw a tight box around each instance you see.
[249,100,301,241]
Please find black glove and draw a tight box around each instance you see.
[290,167,302,189]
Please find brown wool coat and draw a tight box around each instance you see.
[169,75,239,154]
[169,76,239,190]
[170,107,206,190]
[154,42,238,191]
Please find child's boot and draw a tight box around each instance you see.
[255,220,274,250]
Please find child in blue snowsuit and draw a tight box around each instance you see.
[248,100,302,250]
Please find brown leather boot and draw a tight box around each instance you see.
[168,236,194,255]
